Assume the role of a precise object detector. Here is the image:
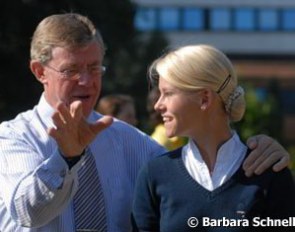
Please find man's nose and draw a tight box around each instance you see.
[78,71,94,85]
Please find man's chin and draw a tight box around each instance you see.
[82,107,93,118]
[72,99,94,117]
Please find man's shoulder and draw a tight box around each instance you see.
[0,106,39,135]
[93,112,149,137]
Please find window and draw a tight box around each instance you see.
[183,8,204,30]
[135,6,295,33]
[159,8,179,30]
[234,8,255,31]
[258,9,278,30]
[134,8,157,31]
[281,90,295,114]
[210,8,231,30]
[282,9,295,30]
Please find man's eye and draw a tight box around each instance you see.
[89,66,101,73]
[62,69,78,77]
[91,66,99,70]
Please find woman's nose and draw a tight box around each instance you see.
[154,97,163,112]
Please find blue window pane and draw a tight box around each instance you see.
[183,8,204,30]
[282,10,295,30]
[159,8,179,30]
[134,8,156,31]
[259,9,278,30]
[210,8,231,30]
[281,91,295,114]
[234,8,255,30]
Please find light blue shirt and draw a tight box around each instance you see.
[0,95,165,232]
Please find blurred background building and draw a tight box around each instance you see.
[133,0,295,146]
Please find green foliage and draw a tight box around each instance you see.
[288,146,295,173]
[233,80,282,143]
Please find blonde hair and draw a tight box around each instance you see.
[149,44,245,122]
[30,13,105,63]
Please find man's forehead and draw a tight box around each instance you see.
[50,43,103,63]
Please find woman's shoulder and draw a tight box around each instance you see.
[143,147,183,173]
[138,147,184,182]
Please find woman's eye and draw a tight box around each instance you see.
[164,92,173,96]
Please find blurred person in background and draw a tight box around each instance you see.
[96,94,138,126]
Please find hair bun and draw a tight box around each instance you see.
[225,86,245,122]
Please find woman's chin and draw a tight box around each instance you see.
[166,131,177,138]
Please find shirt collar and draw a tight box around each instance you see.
[186,131,246,165]
[36,93,55,128]
[183,131,247,190]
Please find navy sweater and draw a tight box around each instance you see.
[132,148,295,232]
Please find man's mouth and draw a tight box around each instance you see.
[73,95,91,100]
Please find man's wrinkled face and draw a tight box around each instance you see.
[42,41,104,117]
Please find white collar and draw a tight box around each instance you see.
[182,132,247,191]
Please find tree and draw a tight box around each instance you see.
[233,79,283,143]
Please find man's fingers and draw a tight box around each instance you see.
[47,127,60,140]
[244,134,276,175]
[252,143,275,168]
[91,116,113,134]
[243,150,265,177]
[246,135,259,150]
[242,150,257,171]
[70,100,83,120]
[273,155,290,172]
[56,102,72,122]
[52,111,66,128]
[246,134,272,151]
[243,135,262,170]
[248,151,288,176]
[253,151,280,175]
[244,136,290,177]
[243,145,268,171]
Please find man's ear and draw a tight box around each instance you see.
[30,60,47,84]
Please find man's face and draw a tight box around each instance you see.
[42,41,104,117]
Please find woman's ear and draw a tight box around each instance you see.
[199,89,213,111]
[30,60,47,84]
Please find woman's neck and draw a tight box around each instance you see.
[191,123,233,174]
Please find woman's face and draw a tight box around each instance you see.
[154,77,202,138]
